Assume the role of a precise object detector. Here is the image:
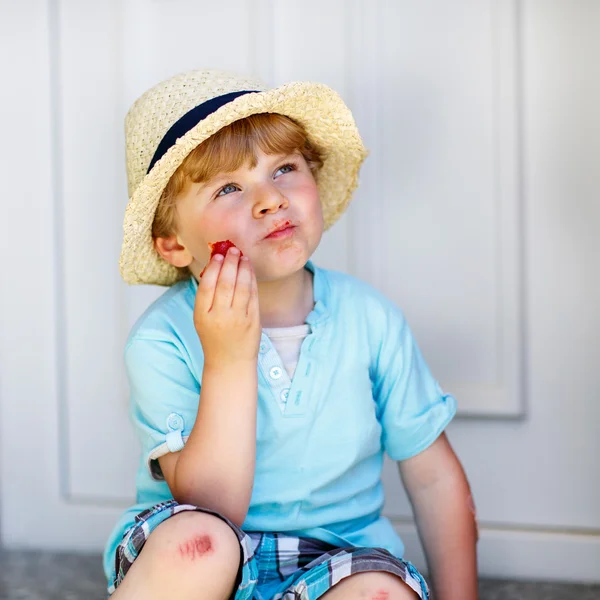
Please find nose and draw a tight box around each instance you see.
[251,182,289,218]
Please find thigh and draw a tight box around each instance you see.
[109,500,258,599]
[277,546,429,600]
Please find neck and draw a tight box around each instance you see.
[258,267,314,328]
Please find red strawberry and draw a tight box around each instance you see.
[199,240,243,277]
[209,240,241,258]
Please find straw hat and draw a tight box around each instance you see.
[120,69,368,285]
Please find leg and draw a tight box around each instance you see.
[320,572,419,599]
[111,511,241,600]
[276,545,428,600]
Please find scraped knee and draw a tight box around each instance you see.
[144,510,240,577]
[177,531,214,560]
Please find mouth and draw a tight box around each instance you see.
[263,220,296,240]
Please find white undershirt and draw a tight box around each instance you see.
[262,324,311,379]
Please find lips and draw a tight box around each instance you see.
[264,220,296,240]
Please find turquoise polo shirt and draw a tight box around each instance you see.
[103,261,456,582]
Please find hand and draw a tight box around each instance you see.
[193,247,261,368]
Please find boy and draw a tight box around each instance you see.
[105,69,478,599]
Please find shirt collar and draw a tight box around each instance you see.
[186,260,330,327]
[304,260,329,328]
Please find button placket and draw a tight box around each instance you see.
[269,366,283,380]
[282,329,320,418]
[258,333,292,414]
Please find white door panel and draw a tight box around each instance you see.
[1,0,598,582]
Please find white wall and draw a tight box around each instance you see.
[0,0,598,582]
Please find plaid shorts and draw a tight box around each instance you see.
[110,500,429,599]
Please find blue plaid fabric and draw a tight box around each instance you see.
[109,501,429,599]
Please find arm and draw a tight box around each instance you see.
[159,250,260,526]
[398,432,478,600]
[159,360,257,526]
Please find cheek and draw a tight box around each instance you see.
[197,212,227,238]
[191,208,246,254]
[306,185,324,227]
[175,210,217,263]
[295,178,321,215]
[196,201,241,236]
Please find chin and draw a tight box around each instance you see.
[254,253,310,282]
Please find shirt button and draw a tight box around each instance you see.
[280,388,290,402]
[259,342,268,354]
[269,366,283,380]
[166,413,184,431]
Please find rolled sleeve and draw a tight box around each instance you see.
[371,302,456,461]
[125,337,200,480]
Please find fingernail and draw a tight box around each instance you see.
[229,247,240,256]
[213,254,224,262]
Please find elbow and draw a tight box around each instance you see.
[211,502,248,528]
[171,484,249,528]
[226,509,248,529]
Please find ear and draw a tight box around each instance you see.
[154,235,193,268]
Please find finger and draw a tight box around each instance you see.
[247,264,259,319]
[213,247,241,310]
[232,256,252,311]
[195,253,224,313]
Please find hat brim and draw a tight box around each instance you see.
[119,82,368,286]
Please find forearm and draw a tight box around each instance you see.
[172,360,258,525]
[408,469,478,600]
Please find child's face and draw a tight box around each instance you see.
[167,149,323,282]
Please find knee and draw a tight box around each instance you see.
[362,572,419,600]
[144,511,240,574]
[328,572,419,600]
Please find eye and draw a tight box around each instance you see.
[216,183,240,197]
[274,163,297,177]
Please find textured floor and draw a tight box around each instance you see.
[1,550,599,599]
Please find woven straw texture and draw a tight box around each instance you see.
[120,69,368,286]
